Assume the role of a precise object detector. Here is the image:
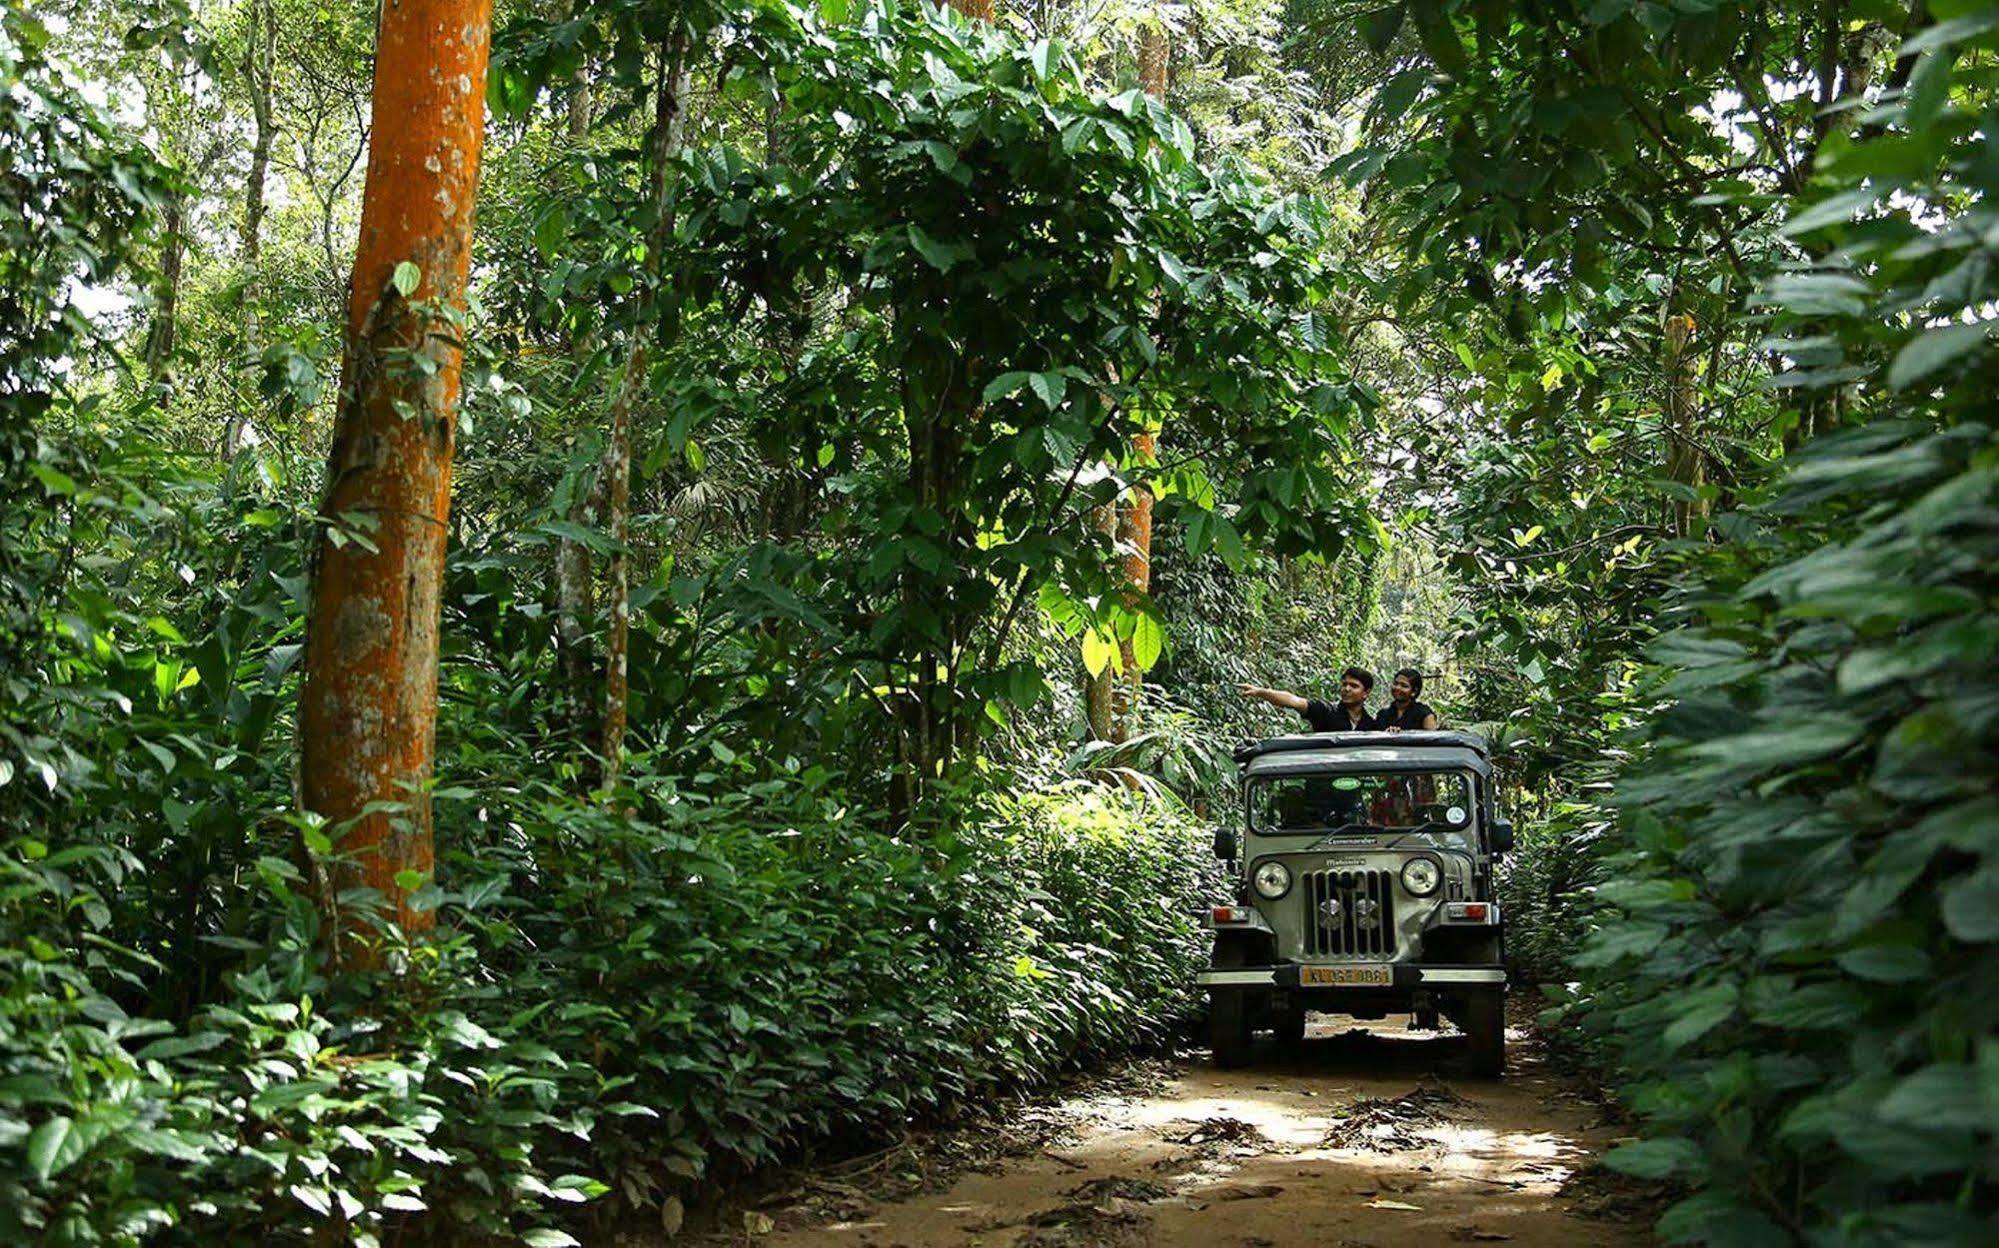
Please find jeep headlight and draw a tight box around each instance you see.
[1252,861,1293,900]
[1400,857,1442,897]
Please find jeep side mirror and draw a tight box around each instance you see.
[1490,819,1515,854]
[1213,828,1237,861]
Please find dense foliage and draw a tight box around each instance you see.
[7,0,1999,1243]
[1569,11,1999,1239]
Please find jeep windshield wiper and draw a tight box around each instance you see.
[1303,822,1387,838]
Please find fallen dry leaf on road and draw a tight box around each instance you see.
[1207,1183,1284,1201]
[1366,1199,1423,1211]
[1450,1227,1513,1242]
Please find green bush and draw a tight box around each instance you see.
[1565,15,1999,1242]
[1576,422,1999,1246]
[1,768,1210,1245]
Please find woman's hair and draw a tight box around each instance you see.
[1395,667,1424,698]
[1341,666,1376,692]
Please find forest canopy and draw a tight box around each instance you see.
[3,0,1996,1244]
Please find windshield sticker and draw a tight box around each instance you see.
[1446,805,1468,825]
[1331,777,1362,790]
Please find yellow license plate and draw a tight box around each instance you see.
[1300,964,1392,987]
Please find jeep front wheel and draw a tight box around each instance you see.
[1461,989,1506,1077]
[1207,936,1258,1069]
[1209,989,1253,1068]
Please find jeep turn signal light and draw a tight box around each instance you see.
[1445,902,1490,922]
[1212,907,1246,924]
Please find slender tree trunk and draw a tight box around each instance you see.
[145,193,186,371]
[554,13,602,774]
[599,41,691,791]
[1108,21,1169,739]
[1084,500,1117,741]
[227,0,278,457]
[298,0,493,965]
[1661,307,1707,537]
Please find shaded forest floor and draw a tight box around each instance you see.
[674,1002,1661,1248]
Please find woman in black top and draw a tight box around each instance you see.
[1374,668,1439,732]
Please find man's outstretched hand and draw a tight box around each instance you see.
[1238,683,1307,713]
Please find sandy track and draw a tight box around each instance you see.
[741,1009,1653,1248]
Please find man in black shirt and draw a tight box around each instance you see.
[1238,667,1377,732]
[1373,667,1441,733]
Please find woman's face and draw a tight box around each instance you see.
[1392,674,1416,702]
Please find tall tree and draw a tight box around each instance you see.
[1110,18,1169,739]
[598,36,692,791]
[225,0,278,457]
[298,0,493,962]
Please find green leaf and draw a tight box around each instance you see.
[1662,982,1736,1049]
[534,206,568,261]
[1028,38,1059,81]
[536,520,616,553]
[522,1232,581,1248]
[1835,944,1930,982]
[982,372,1031,403]
[1211,515,1246,572]
[1887,322,1988,390]
[1941,867,1999,942]
[1130,612,1164,672]
[1602,1137,1701,1180]
[1361,2,1406,52]
[907,225,961,273]
[1027,372,1067,411]
[26,1116,87,1181]
[1080,629,1114,678]
[29,462,78,496]
[391,261,421,297]
[1879,1064,1986,1130]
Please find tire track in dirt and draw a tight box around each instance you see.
[724,1006,1656,1248]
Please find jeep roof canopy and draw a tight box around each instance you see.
[1234,731,1493,779]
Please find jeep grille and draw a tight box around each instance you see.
[1302,869,1396,959]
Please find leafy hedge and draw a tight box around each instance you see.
[2,774,1211,1245]
[1572,15,1999,1240]
[1578,421,1999,1246]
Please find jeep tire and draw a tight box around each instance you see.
[1461,989,1505,1078]
[1209,990,1252,1068]
[1207,936,1256,1069]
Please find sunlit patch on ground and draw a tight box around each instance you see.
[749,1007,1654,1248]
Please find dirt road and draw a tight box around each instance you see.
[735,1007,1653,1248]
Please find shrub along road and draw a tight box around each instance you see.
[720,1007,1651,1247]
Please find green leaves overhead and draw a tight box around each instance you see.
[658,0,1363,756]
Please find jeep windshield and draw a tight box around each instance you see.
[1250,772,1476,847]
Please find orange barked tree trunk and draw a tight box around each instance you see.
[1110,20,1169,739]
[298,0,493,963]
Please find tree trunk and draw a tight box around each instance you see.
[945,0,995,18]
[600,41,692,792]
[1108,21,1169,740]
[145,192,185,372]
[1661,307,1707,537]
[298,0,493,965]
[227,0,278,457]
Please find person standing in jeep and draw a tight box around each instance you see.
[1373,667,1441,733]
[1237,667,1377,732]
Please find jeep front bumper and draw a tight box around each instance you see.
[1196,964,1506,988]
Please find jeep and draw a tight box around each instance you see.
[1197,729,1512,1074]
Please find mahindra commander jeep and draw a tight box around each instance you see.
[1196,730,1513,1075]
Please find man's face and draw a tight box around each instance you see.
[1340,676,1368,705]
[1392,674,1415,702]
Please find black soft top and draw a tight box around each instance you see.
[1233,730,1492,767]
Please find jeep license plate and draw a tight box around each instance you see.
[1300,964,1392,987]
